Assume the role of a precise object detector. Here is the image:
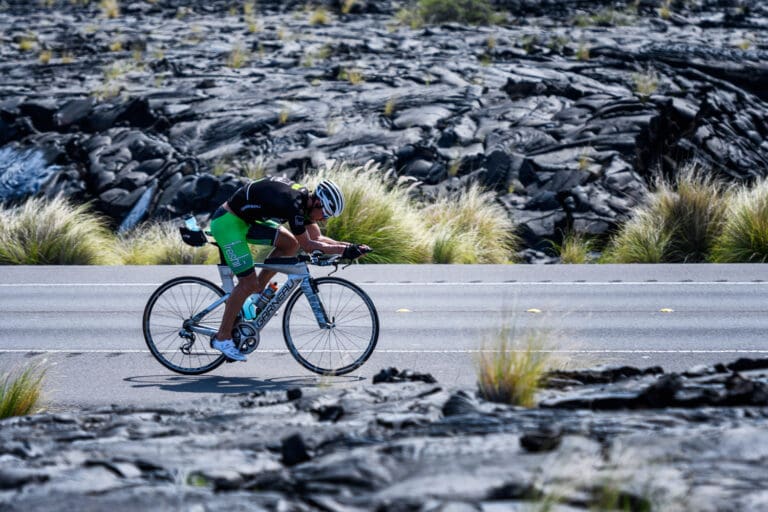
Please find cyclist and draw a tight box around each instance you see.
[208,176,370,361]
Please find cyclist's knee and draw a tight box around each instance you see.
[275,231,299,254]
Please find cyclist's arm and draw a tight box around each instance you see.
[305,223,340,245]
[296,227,348,254]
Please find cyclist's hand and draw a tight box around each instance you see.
[342,243,372,260]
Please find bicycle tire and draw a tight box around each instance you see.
[143,276,227,375]
[282,276,379,376]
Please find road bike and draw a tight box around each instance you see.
[142,230,379,376]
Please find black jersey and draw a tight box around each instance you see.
[227,176,315,235]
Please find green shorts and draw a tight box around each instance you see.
[209,209,279,277]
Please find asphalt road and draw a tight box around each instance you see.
[1,264,767,411]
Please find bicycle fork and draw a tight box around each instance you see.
[299,276,332,329]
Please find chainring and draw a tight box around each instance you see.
[232,321,261,354]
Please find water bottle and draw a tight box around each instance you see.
[184,214,200,231]
[242,295,257,320]
[254,282,278,312]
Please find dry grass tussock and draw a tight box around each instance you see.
[710,177,768,262]
[604,164,730,263]
[0,196,119,265]
[117,220,217,265]
[0,363,46,419]
[302,160,432,264]
[553,230,595,264]
[421,183,518,263]
[476,325,552,407]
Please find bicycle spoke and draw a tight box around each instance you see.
[144,277,227,374]
[283,277,378,375]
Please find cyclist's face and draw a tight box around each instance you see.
[310,197,328,221]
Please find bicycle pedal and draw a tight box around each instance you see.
[225,357,237,363]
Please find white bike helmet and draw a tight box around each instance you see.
[315,179,345,218]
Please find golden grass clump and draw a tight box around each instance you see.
[632,67,659,101]
[309,7,331,25]
[0,196,119,265]
[227,42,250,69]
[0,364,46,419]
[18,35,38,52]
[100,0,120,18]
[302,160,431,264]
[555,230,595,264]
[117,220,217,265]
[476,326,551,407]
[604,164,730,263]
[710,177,768,263]
[421,183,518,263]
[602,209,672,264]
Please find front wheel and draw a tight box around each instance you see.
[282,277,379,376]
[143,276,227,375]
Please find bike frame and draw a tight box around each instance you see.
[185,259,330,339]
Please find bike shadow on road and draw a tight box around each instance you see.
[124,374,365,395]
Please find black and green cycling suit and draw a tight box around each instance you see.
[210,176,315,277]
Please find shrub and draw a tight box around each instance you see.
[666,167,730,261]
[554,230,595,264]
[429,225,477,264]
[604,165,729,263]
[632,68,659,101]
[309,7,330,25]
[0,364,46,419]
[0,196,119,265]
[383,98,396,117]
[710,178,768,262]
[100,0,120,18]
[421,183,518,263]
[238,157,267,181]
[338,68,364,85]
[397,0,502,27]
[601,210,672,263]
[476,326,550,407]
[418,0,498,25]
[227,42,249,69]
[301,161,431,264]
[117,221,217,265]
[18,34,37,52]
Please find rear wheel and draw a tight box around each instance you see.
[142,276,227,375]
[282,277,379,376]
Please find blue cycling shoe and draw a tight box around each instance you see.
[211,338,247,362]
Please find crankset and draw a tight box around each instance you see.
[233,321,260,354]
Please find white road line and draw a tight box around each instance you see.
[2,349,768,354]
[1,281,767,287]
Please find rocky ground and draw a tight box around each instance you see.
[1,0,767,259]
[2,359,768,511]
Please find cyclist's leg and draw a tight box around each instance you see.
[210,211,260,346]
[246,223,299,291]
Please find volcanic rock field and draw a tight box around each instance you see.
[1,0,767,258]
